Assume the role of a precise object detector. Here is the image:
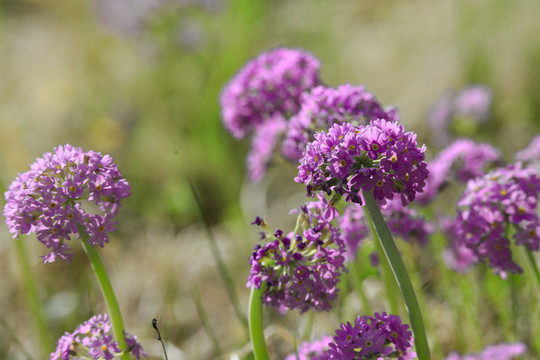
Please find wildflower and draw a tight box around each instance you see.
[338,204,369,260]
[285,334,333,360]
[220,47,321,139]
[455,163,540,277]
[327,312,415,360]
[247,199,347,313]
[282,84,399,160]
[439,217,478,273]
[444,342,526,360]
[3,145,131,263]
[50,314,146,360]
[295,120,428,208]
[453,85,492,123]
[417,139,501,205]
[515,133,540,163]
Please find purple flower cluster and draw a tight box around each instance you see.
[327,312,415,360]
[285,334,333,360]
[417,139,501,205]
[381,198,433,247]
[439,217,477,273]
[338,204,369,260]
[50,314,146,360]
[282,84,399,160]
[444,342,526,360]
[247,200,347,313]
[3,145,131,263]
[295,120,428,207]
[455,163,540,277]
[220,47,321,139]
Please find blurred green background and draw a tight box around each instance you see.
[1,0,540,359]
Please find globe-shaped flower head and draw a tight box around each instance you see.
[248,199,347,313]
[3,144,131,263]
[295,120,428,207]
[220,47,321,139]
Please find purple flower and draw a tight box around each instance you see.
[295,120,428,207]
[50,314,145,360]
[282,84,399,160]
[454,163,540,277]
[439,217,478,273]
[417,139,501,205]
[444,342,526,360]
[453,85,492,123]
[327,312,415,360]
[381,197,434,247]
[285,334,333,360]
[515,133,540,164]
[247,116,288,181]
[247,199,347,313]
[3,145,131,263]
[338,204,369,260]
[220,47,321,139]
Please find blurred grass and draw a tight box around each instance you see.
[1,0,540,359]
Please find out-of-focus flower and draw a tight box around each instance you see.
[417,139,501,205]
[3,145,131,263]
[285,334,333,360]
[50,314,146,360]
[338,204,369,261]
[515,133,540,163]
[439,217,478,273]
[220,47,321,139]
[247,199,347,313]
[444,342,526,360]
[453,85,492,123]
[295,120,428,209]
[327,312,415,360]
[282,84,399,161]
[455,163,540,277]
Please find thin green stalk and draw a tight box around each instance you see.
[362,191,431,360]
[248,287,269,360]
[78,227,129,360]
[349,261,372,315]
[525,247,540,293]
[14,236,51,357]
[363,206,399,316]
[189,181,249,333]
[192,286,223,357]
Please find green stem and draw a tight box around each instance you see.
[248,287,269,360]
[349,261,372,315]
[363,206,400,316]
[14,236,51,357]
[525,247,540,292]
[362,191,431,360]
[78,227,129,360]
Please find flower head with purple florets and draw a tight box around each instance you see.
[220,47,321,139]
[455,163,540,277]
[247,199,347,313]
[295,120,428,211]
[282,84,399,161]
[417,139,501,205]
[3,144,131,263]
[381,197,434,247]
[327,312,415,360]
[50,314,146,360]
[285,334,333,360]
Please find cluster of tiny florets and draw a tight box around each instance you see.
[327,312,415,360]
[417,139,501,205]
[247,200,347,313]
[220,47,321,139]
[50,314,145,360]
[3,144,131,263]
[295,120,428,207]
[285,334,333,360]
[282,84,399,160]
[455,163,540,277]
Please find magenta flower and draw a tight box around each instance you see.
[3,144,131,263]
[327,312,415,360]
[515,133,540,164]
[220,47,321,139]
[417,139,501,205]
[444,342,526,360]
[282,84,399,160]
[50,314,146,360]
[295,120,428,208]
[285,334,333,360]
[455,163,540,277]
[247,200,347,313]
